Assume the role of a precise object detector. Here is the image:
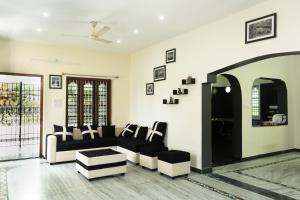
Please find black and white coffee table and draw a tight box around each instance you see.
[76,149,127,180]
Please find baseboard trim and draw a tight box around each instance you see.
[241,148,298,162]
[191,167,212,174]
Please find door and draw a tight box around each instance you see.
[0,75,42,161]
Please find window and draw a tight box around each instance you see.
[251,85,260,119]
[66,77,111,127]
[251,78,287,127]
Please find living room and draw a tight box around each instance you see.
[0,0,300,199]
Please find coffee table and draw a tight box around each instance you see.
[76,148,127,180]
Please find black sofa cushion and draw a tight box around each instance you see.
[119,124,137,137]
[117,137,149,153]
[134,126,148,140]
[147,121,167,144]
[158,150,190,164]
[57,138,117,152]
[102,125,116,138]
[140,144,168,157]
[53,125,73,142]
[80,125,100,140]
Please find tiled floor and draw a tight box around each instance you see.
[0,144,39,161]
[0,152,299,200]
[213,152,300,200]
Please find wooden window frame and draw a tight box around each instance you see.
[66,77,111,127]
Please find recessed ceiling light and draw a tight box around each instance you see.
[159,15,165,21]
[36,28,42,32]
[116,40,121,44]
[133,29,139,34]
[43,12,49,17]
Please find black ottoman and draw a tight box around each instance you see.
[158,150,190,178]
[139,144,168,170]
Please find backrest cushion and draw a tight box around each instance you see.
[134,126,148,140]
[147,121,167,144]
[80,125,100,140]
[54,125,74,142]
[102,125,116,138]
[119,124,137,138]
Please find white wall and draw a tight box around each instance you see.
[130,0,300,168]
[225,56,299,157]
[0,39,131,155]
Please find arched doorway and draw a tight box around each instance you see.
[211,74,242,166]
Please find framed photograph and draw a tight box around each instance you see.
[166,48,176,63]
[146,83,154,95]
[245,13,277,44]
[49,75,62,89]
[153,65,166,82]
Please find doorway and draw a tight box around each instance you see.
[211,74,242,166]
[0,73,43,161]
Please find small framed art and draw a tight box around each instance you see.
[245,13,277,44]
[146,83,154,95]
[166,48,176,63]
[153,65,166,82]
[49,75,62,89]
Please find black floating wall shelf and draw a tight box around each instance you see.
[163,99,179,104]
[173,89,188,95]
[182,78,196,85]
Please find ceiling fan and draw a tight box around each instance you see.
[62,21,113,43]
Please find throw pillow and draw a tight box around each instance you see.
[134,126,148,140]
[119,124,137,137]
[53,125,74,142]
[102,125,116,138]
[80,125,100,140]
[147,121,167,144]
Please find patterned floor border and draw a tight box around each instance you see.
[233,157,300,192]
[0,167,8,200]
[184,177,245,200]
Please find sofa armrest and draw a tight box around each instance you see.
[47,135,57,164]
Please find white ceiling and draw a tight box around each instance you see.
[0,0,264,53]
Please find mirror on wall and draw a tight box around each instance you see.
[251,78,287,127]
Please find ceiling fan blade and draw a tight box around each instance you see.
[61,34,89,38]
[92,37,113,43]
[94,26,110,37]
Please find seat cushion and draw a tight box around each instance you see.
[158,150,190,164]
[57,138,117,152]
[140,144,168,157]
[117,137,150,153]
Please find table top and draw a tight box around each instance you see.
[78,149,121,158]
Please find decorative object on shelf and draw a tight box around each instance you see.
[163,98,179,104]
[153,65,166,82]
[182,76,196,85]
[245,13,277,44]
[173,88,188,95]
[146,83,154,95]
[169,96,174,104]
[49,75,62,89]
[166,48,176,64]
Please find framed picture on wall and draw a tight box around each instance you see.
[153,65,166,82]
[166,48,176,63]
[49,75,62,89]
[245,13,277,44]
[146,83,154,95]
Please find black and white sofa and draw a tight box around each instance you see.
[117,121,167,164]
[46,125,118,164]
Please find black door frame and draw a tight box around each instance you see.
[201,51,300,171]
[0,72,44,158]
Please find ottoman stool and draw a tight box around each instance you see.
[139,145,168,170]
[158,150,190,178]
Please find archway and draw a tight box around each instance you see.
[211,74,242,166]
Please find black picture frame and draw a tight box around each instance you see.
[49,74,62,89]
[146,83,154,95]
[153,65,166,82]
[166,48,176,63]
[245,13,277,44]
